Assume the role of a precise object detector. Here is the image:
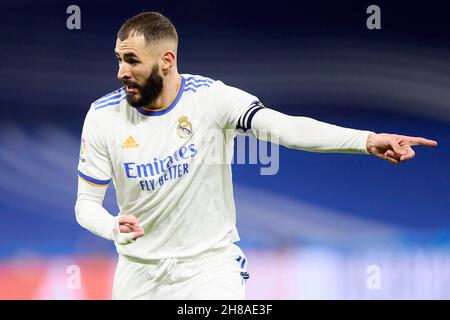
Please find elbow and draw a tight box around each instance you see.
[278,118,321,151]
[278,130,307,150]
[276,116,307,150]
[279,134,299,150]
[74,200,85,227]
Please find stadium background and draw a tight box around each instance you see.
[0,0,449,299]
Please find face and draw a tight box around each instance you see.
[115,35,163,108]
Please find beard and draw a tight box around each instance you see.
[123,64,163,108]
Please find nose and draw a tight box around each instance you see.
[117,63,131,81]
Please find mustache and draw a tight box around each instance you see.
[122,80,139,88]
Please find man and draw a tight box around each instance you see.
[74,12,437,300]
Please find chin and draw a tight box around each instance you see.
[126,95,143,108]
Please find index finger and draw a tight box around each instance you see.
[405,136,438,147]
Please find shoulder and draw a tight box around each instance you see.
[181,74,244,100]
[181,74,219,95]
[84,87,126,126]
[90,87,126,112]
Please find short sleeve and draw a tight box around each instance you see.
[209,80,264,132]
[77,108,112,186]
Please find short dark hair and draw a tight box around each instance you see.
[117,12,178,45]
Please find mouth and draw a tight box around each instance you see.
[125,84,138,94]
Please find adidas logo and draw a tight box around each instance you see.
[122,136,139,149]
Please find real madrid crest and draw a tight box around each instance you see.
[177,115,192,138]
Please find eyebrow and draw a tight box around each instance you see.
[115,52,139,59]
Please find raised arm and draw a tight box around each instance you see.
[246,107,437,163]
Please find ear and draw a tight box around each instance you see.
[161,50,176,74]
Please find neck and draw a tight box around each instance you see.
[147,72,181,110]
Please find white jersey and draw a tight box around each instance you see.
[78,74,263,260]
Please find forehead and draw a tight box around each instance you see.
[115,34,148,55]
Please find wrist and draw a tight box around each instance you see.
[366,132,377,154]
[102,215,120,241]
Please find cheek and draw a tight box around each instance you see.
[135,68,152,85]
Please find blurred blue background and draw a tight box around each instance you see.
[0,0,448,299]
